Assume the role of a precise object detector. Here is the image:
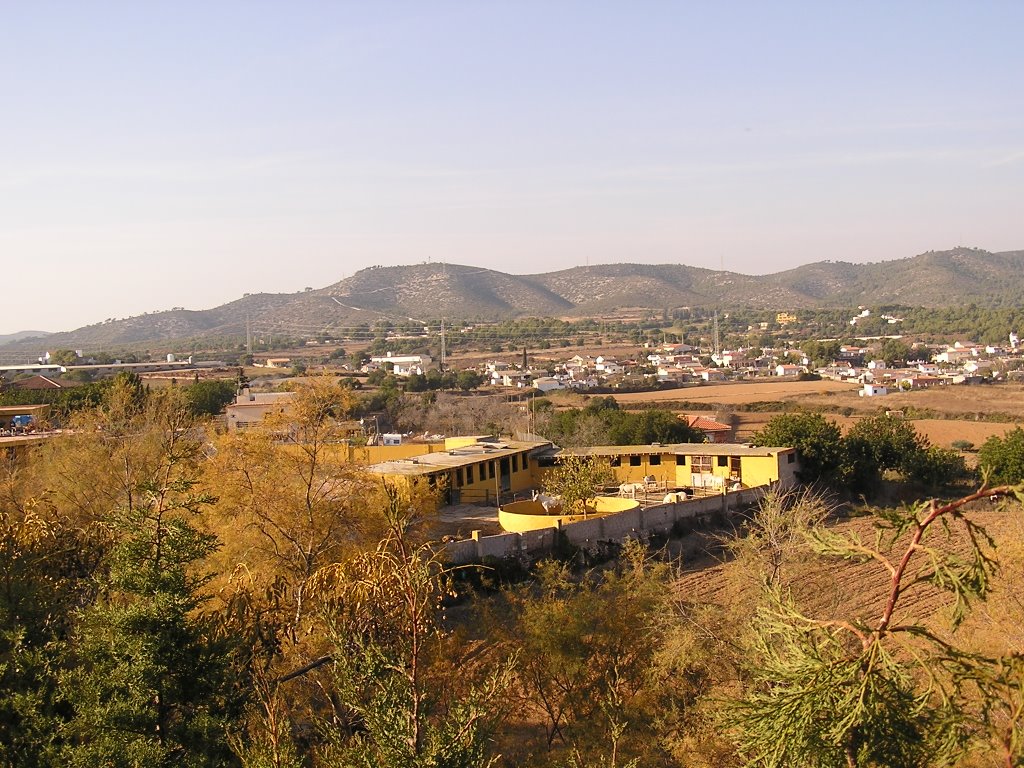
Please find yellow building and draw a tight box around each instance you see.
[776,312,798,325]
[552,443,798,491]
[364,436,798,505]
[365,436,554,505]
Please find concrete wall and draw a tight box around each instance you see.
[444,486,767,565]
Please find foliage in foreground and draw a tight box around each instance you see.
[729,484,1024,767]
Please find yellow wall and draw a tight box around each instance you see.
[444,435,493,450]
[448,449,537,502]
[375,448,539,506]
[672,451,787,488]
[499,497,640,532]
[535,449,794,491]
[279,442,441,465]
[0,435,51,466]
[606,454,677,485]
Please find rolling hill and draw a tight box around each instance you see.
[4,247,1022,352]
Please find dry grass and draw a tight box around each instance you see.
[607,379,1022,453]
[613,379,860,405]
[677,499,1024,649]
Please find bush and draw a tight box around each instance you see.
[978,427,1024,485]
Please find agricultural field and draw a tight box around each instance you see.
[677,500,1024,650]
[612,379,860,405]
[609,379,1024,453]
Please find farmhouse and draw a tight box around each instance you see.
[559,443,798,492]
[365,436,551,505]
[366,437,798,507]
[225,389,296,431]
[369,353,432,375]
[683,414,734,443]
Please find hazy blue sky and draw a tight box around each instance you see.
[2,1,1023,335]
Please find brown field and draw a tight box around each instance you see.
[609,378,1023,453]
[677,501,1024,645]
[613,379,860,405]
[613,379,1024,416]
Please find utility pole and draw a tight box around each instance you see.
[713,311,721,358]
[245,314,252,357]
[440,317,446,371]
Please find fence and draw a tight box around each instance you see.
[443,486,766,565]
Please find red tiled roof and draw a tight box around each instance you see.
[684,415,732,433]
[13,375,64,390]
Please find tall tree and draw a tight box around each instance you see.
[979,427,1024,485]
[61,389,241,766]
[207,378,379,645]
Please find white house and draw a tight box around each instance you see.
[532,376,566,393]
[370,353,432,376]
[775,364,805,377]
[860,383,888,397]
[499,371,533,388]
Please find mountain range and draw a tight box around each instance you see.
[0,331,52,347]
[3,247,1022,352]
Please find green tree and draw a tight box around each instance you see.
[183,379,236,417]
[802,340,842,367]
[49,350,79,367]
[605,409,703,445]
[62,391,241,766]
[543,453,615,515]
[843,414,924,490]
[844,415,967,492]
[404,372,428,392]
[752,413,845,485]
[876,338,913,366]
[455,370,483,392]
[979,427,1024,485]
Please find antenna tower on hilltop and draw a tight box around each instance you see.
[713,311,720,358]
[440,317,446,371]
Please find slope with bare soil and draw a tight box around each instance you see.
[677,500,1024,646]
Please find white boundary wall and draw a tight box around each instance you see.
[444,486,766,564]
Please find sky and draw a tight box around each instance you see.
[2,1,1023,335]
